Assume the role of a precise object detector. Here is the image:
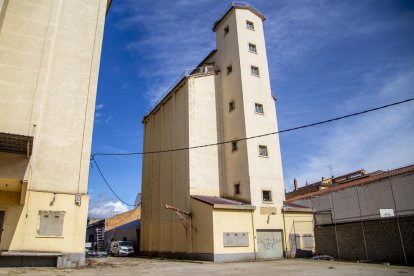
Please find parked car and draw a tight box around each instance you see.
[85,249,108,258]
[110,241,134,256]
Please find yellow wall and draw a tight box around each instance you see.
[191,198,214,254]
[141,81,191,254]
[283,211,314,257]
[0,152,29,192]
[0,190,89,253]
[212,209,254,254]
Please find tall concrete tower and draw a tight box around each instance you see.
[213,3,285,208]
[141,2,286,261]
[0,0,111,267]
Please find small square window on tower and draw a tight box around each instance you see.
[249,43,257,53]
[246,20,254,30]
[251,66,259,76]
[229,101,235,112]
[255,103,263,114]
[234,183,241,195]
[224,25,230,35]
[259,145,268,157]
[227,65,232,75]
[231,141,238,152]
[262,190,272,202]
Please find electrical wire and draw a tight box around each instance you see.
[92,97,414,157]
[90,97,414,207]
[91,157,139,207]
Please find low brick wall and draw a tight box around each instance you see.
[315,216,414,264]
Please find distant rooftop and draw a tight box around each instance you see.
[212,2,265,31]
[286,164,414,202]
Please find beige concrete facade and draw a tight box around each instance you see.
[141,3,286,261]
[282,209,314,258]
[0,0,109,267]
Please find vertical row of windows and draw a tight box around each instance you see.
[226,19,272,203]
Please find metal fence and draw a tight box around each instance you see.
[310,174,414,264]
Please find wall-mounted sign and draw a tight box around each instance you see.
[223,232,249,247]
[379,209,394,218]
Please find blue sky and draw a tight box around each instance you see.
[88,0,414,217]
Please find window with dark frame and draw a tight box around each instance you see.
[227,65,232,75]
[224,25,230,35]
[231,141,238,152]
[229,101,235,112]
[255,103,263,114]
[262,190,272,202]
[249,43,257,53]
[234,183,241,195]
[259,145,268,157]
[246,20,254,30]
[251,66,259,76]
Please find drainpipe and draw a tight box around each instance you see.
[250,210,257,260]
[282,208,288,258]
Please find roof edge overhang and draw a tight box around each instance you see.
[141,50,217,123]
[106,0,112,16]
[0,132,33,156]
[213,204,256,211]
[282,207,313,213]
[191,195,256,211]
[141,76,187,123]
[212,3,265,32]
[195,49,217,68]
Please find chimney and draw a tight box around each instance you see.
[294,178,298,191]
[322,177,325,181]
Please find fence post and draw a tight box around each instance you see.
[330,190,341,259]
[388,173,408,265]
[355,185,369,260]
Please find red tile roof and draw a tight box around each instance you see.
[286,164,414,202]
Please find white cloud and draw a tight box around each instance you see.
[89,200,129,218]
[284,69,414,191]
[95,104,105,110]
[104,116,112,124]
[112,0,219,104]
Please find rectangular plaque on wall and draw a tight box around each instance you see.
[223,232,249,247]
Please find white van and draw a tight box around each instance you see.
[110,241,134,256]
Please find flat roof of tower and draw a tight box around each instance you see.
[212,2,265,31]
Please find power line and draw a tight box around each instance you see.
[92,97,414,157]
[91,157,138,207]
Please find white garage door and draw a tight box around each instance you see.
[256,230,283,259]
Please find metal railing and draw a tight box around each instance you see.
[213,2,263,29]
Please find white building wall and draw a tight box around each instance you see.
[188,74,220,196]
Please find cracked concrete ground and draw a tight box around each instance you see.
[0,257,413,275]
